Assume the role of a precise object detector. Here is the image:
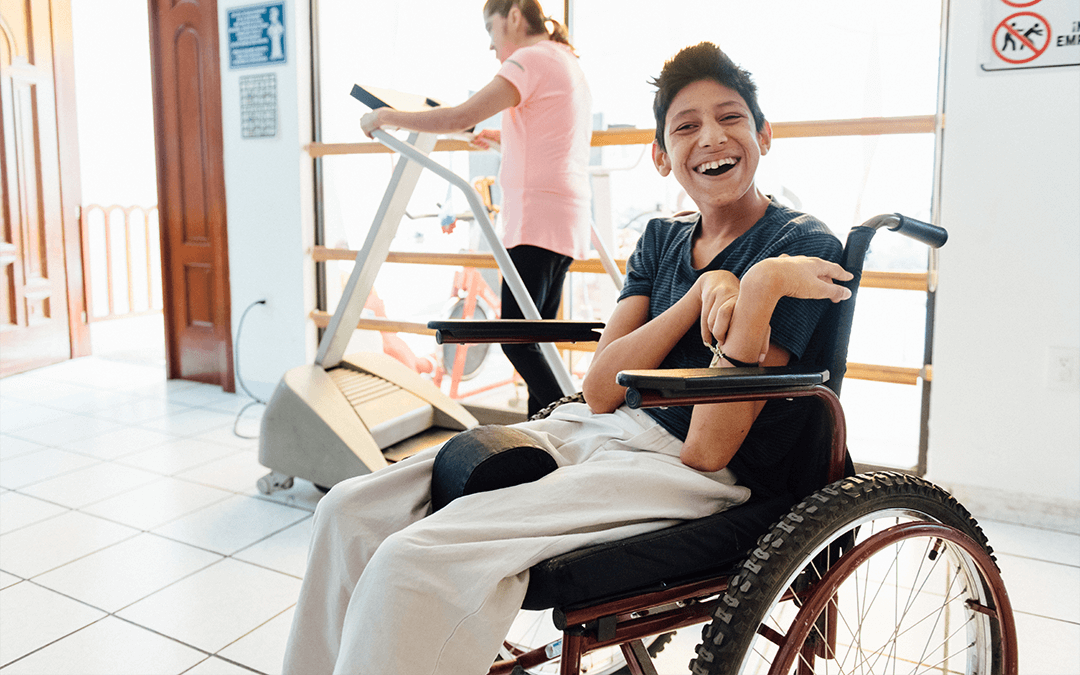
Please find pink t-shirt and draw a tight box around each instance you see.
[496,41,592,260]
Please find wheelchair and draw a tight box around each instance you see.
[429,213,1018,675]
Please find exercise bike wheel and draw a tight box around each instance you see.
[441,296,493,381]
[690,472,1014,675]
[500,608,672,675]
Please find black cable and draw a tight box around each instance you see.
[233,299,268,439]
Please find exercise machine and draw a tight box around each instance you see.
[257,85,620,493]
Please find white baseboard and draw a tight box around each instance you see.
[939,482,1080,534]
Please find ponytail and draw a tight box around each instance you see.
[483,0,578,55]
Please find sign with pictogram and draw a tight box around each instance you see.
[981,0,1080,71]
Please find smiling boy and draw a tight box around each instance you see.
[283,42,851,675]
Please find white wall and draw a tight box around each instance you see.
[928,1,1080,531]
[218,0,316,401]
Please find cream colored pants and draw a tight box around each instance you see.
[282,403,750,675]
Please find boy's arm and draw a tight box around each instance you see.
[582,271,740,414]
[682,256,852,472]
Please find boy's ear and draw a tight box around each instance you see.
[651,141,671,177]
[758,120,773,156]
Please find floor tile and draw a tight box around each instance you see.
[0,403,74,434]
[138,407,237,437]
[0,571,20,590]
[233,517,312,578]
[176,452,272,493]
[0,510,138,578]
[7,414,124,448]
[1013,611,1080,674]
[217,606,294,675]
[979,518,1080,568]
[195,424,260,450]
[0,582,106,667]
[152,494,310,555]
[0,492,68,534]
[92,398,196,424]
[33,533,222,612]
[181,656,257,675]
[116,436,243,476]
[82,476,234,530]
[35,389,141,416]
[18,461,162,509]
[995,552,1080,623]
[0,615,207,675]
[0,448,100,489]
[117,558,301,654]
[0,376,99,405]
[57,425,179,460]
[0,434,47,461]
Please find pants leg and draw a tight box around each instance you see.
[499,245,573,417]
[287,404,750,675]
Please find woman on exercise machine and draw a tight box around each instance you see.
[361,0,593,417]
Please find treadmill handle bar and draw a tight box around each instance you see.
[370,129,577,396]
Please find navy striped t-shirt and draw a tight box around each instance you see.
[618,199,842,497]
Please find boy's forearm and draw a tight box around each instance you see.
[583,292,701,412]
[719,263,782,364]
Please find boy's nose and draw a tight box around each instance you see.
[699,120,727,147]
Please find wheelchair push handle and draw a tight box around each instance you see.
[870,213,948,248]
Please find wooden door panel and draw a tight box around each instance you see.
[149,0,233,390]
[0,0,84,377]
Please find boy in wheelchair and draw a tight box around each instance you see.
[284,42,854,674]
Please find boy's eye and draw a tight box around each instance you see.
[674,123,696,132]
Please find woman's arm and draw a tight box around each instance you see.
[360,76,520,137]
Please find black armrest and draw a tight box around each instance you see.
[428,320,605,345]
[616,365,829,409]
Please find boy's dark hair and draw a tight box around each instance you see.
[650,42,766,151]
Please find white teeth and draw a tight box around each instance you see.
[695,158,737,173]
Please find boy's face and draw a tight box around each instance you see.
[652,79,772,213]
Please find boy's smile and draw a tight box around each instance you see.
[653,79,772,220]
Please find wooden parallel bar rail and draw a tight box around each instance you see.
[312,247,928,291]
[309,310,932,385]
[307,115,937,157]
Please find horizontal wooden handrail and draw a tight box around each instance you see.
[306,115,937,157]
[311,247,928,291]
[310,311,932,385]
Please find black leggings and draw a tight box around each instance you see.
[500,245,573,417]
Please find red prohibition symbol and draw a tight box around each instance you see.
[1001,0,1041,7]
[993,11,1051,64]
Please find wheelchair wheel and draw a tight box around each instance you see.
[501,609,672,675]
[691,472,1010,675]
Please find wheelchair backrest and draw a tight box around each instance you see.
[783,225,877,499]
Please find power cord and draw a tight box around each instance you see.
[233,299,267,439]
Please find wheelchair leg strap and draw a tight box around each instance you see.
[619,640,659,675]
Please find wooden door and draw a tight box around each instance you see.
[147,0,234,390]
[0,0,88,377]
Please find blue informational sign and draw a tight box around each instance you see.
[228,2,287,69]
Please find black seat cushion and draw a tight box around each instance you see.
[522,494,792,611]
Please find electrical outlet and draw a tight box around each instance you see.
[1047,346,1080,391]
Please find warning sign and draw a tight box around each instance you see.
[981,0,1080,71]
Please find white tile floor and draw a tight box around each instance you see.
[1,349,1078,673]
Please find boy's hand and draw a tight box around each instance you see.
[696,270,740,347]
[755,255,853,303]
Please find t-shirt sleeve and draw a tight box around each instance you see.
[765,232,844,361]
[618,222,660,301]
[497,48,540,104]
